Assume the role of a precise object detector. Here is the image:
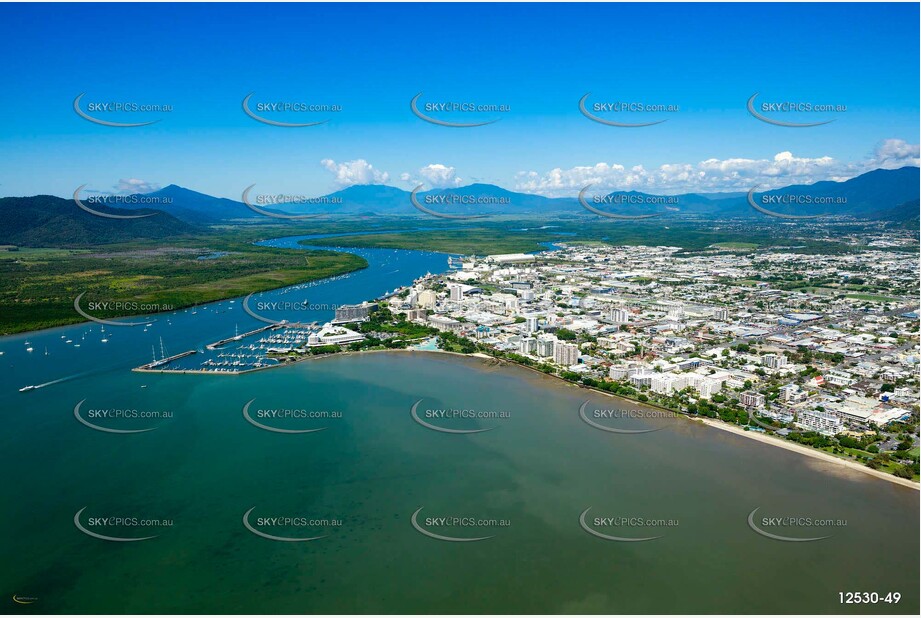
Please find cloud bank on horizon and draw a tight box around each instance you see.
[90,139,920,199]
[317,139,919,196]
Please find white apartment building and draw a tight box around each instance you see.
[740,391,766,408]
[762,353,788,369]
[519,337,537,354]
[650,372,690,394]
[796,409,844,435]
[779,383,805,402]
[824,370,854,387]
[553,341,580,366]
[416,290,437,310]
[610,308,631,324]
[629,372,657,389]
[536,337,555,357]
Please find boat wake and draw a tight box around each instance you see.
[19,372,87,393]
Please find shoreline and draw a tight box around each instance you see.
[415,348,921,491]
[696,417,920,490]
[130,328,921,491]
[0,250,369,338]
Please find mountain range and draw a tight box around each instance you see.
[1,167,917,247]
[140,166,920,221]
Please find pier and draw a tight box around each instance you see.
[134,349,197,371]
[206,324,280,350]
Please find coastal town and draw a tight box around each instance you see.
[305,237,919,480]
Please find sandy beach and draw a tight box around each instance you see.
[695,416,919,490]
[459,352,920,491]
[141,345,919,491]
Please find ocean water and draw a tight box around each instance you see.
[2,238,917,614]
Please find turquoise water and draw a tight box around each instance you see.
[411,337,440,351]
[1,238,918,614]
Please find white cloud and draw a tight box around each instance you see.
[868,138,920,169]
[514,140,919,196]
[400,163,463,189]
[115,178,160,194]
[320,159,389,186]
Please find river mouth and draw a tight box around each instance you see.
[1,236,919,614]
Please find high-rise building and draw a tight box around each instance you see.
[536,337,555,357]
[610,308,630,324]
[740,391,766,408]
[333,302,377,323]
[525,316,539,333]
[610,364,638,380]
[713,308,729,321]
[762,353,788,369]
[519,337,537,354]
[693,377,721,399]
[553,341,580,366]
[416,290,437,310]
[449,284,464,301]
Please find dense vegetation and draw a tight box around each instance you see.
[0,195,198,246]
[0,236,367,334]
[303,218,910,256]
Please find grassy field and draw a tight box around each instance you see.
[0,235,366,335]
[845,293,901,302]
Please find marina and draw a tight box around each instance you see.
[1,233,918,614]
[136,322,328,374]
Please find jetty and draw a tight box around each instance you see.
[135,349,197,371]
[206,324,279,350]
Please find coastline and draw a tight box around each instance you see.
[411,348,921,491]
[695,417,920,490]
[0,250,369,337]
[131,338,920,491]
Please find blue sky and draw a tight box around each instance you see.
[0,2,918,199]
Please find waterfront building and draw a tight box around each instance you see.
[427,315,463,332]
[309,324,365,347]
[333,302,376,324]
[740,391,766,408]
[629,372,657,389]
[536,337,555,357]
[417,290,437,309]
[553,341,580,366]
[796,409,844,435]
[519,337,537,354]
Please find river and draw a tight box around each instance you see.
[1,235,917,614]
